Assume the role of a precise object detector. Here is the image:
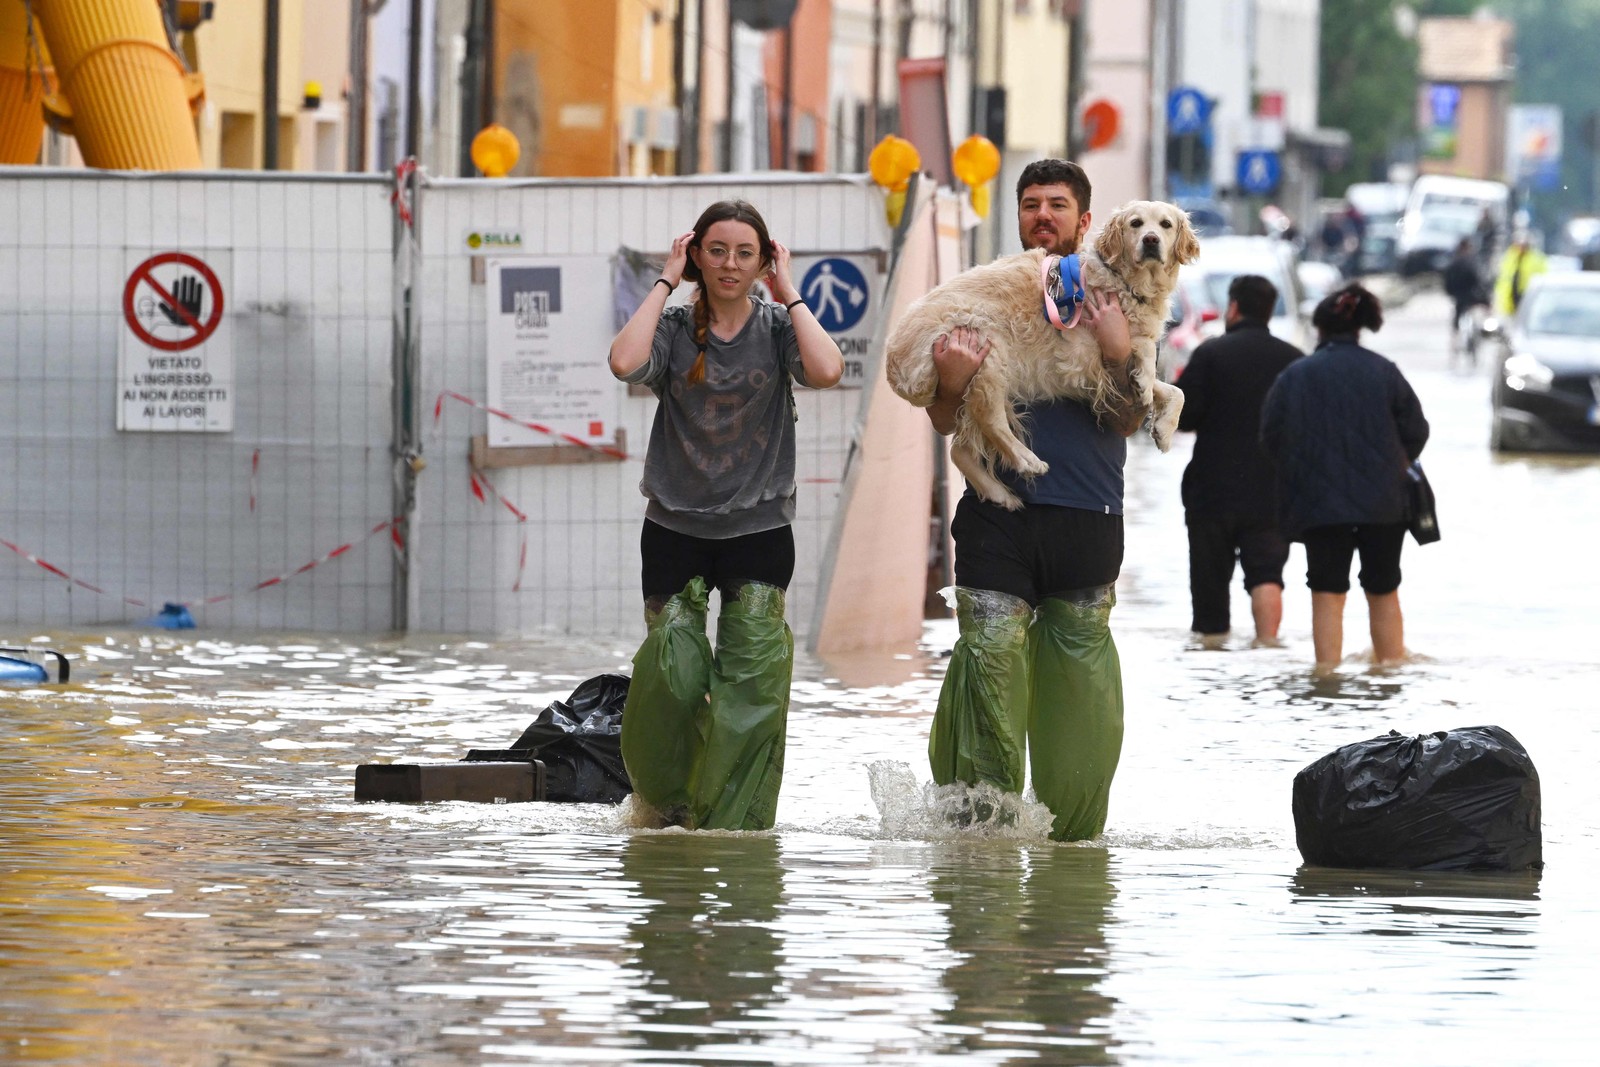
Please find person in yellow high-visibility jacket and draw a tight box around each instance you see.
[1493,233,1549,318]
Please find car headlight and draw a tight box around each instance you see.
[1503,352,1554,392]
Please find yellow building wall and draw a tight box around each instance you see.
[496,0,676,178]
[1001,6,1069,155]
[498,1,618,177]
[190,0,344,172]
[615,0,679,176]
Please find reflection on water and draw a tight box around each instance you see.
[4,294,1600,1063]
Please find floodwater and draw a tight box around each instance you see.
[4,288,1598,1065]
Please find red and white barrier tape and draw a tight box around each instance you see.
[468,466,528,592]
[433,391,630,459]
[0,537,148,607]
[391,159,417,228]
[1,517,405,611]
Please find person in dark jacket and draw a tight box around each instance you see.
[1442,237,1487,359]
[1261,283,1429,671]
[1176,274,1302,649]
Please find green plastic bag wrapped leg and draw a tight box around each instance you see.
[928,588,1033,794]
[1029,586,1124,841]
[691,582,794,830]
[621,577,712,822]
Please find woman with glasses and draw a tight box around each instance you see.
[608,199,844,830]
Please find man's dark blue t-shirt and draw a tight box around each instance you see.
[982,398,1126,514]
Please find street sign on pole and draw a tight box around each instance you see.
[1236,150,1281,196]
[1167,87,1211,136]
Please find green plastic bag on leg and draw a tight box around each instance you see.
[691,582,793,831]
[928,588,1032,795]
[621,577,712,821]
[1029,588,1124,841]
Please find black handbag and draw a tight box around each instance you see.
[1405,462,1440,544]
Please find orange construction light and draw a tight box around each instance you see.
[470,123,520,178]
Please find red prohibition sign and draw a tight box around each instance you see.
[123,252,225,351]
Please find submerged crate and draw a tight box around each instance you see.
[354,761,546,803]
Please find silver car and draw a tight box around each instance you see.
[1179,235,1312,353]
[1489,273,1600,452]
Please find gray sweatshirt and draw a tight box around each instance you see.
[621,297,808,538]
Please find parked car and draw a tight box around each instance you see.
[1344,181,1410,274]
[1296,260,1345,306]
[1488,272,1600,452]
[1160,272,1220,382]
[1396,174,1509,276]
[1180,235,1311,353]
[1177,197,1234,237]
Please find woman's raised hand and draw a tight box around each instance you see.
[662,231,695,288]
[766,240,799,304]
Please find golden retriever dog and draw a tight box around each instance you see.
[885,200,1200,510]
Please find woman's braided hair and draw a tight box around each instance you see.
[1312,282,1384,339]
[682,199,775,384]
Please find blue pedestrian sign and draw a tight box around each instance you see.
[1236,150,1281,195]
[801,257,869,332]
[1167,87,1212,136]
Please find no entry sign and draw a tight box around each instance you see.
[123,252,225,351]
[117,251,234,432]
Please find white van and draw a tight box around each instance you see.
[1396,175,1509,275]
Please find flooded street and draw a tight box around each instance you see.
[4,287,1598,1065]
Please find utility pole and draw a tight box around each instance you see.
[263,0,280,169]
[459,0,491,175]
[1148,0,1171,200]
[406,0,423,160]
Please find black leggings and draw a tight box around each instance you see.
[639,520,795,600]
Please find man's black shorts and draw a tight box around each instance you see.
[951,495,1123,605]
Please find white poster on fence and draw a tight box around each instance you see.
[789,252,884,388]
[486,256,619,449]
[117,250,234,432]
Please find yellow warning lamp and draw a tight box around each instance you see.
[868,135,921,227]
[952,134,1001,218]
[471,123,521,178]
[303,81,323,110]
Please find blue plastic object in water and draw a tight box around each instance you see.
[0,655,48,683]
[147,603,196,630]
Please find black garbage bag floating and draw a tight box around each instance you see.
[466,673,633,804]
[1292,725,1542,872]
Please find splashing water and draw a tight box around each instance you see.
[867,759,1058,841]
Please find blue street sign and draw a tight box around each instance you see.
[1167,87,1211,136]
[1236,150,1281,195]
[801,258,869,332]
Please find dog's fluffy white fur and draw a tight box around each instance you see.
[886,199,1200,510]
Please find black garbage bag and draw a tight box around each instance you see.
[466,674,633,804]
[1292,725,1542,872]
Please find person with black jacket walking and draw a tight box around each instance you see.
[1260,283,1430,672]
[1176,275,1302,649]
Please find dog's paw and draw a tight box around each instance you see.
[1151,423,1174,453]
[992,489,1026,511]
[1011,453,1050,478]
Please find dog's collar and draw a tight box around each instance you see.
[1042,254,1085,330]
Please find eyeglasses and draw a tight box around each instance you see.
[700,245,760,268]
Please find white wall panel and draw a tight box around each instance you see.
[0,169,397,633]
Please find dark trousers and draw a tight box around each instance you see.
[639,520,795,600]
[1186,513,1290,634]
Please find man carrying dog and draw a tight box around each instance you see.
[1176,274,1301,650]
[922,158,1143,841]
